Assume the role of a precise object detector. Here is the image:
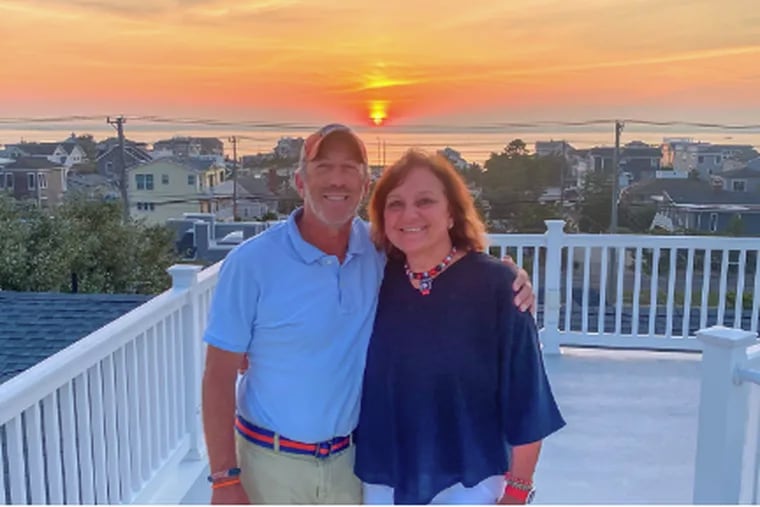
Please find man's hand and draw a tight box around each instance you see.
[211,483,249,505]
[502,256,536,315]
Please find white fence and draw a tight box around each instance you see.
[1,220,759,504]
[693,326,760,503]
[490,220,760,353]
[0,264,219,505]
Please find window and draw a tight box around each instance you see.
[732,180,746,192]
[137,202,155,211]
[27,173,36,190]
[709,213,718,232]
[715,156,721,165]
[0,173,4,189]
[136,174,155,190]
[37,173,48,189]
[5,174,13,189]
[698,156,704,163]
[106,161,113,172]
[188,174,196,185]
[162,174,169,185]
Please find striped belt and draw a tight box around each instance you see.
[235,415,353,459]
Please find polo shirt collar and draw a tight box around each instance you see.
[287,207,367,264]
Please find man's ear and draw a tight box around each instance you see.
[294,171,306,199]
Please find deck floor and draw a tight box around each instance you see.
[182,348,702,505]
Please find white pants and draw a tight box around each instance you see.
[363,475,504,505]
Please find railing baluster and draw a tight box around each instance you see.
[60,382,80,504]
[25,404,46,503]
[114,347,132,502]
[6,416,27,504]
[516,247,524,271]
[102,355,122,503]
[137,333,153,479]
[701,249,712,329]
[598,246,608,334]
[615,247,624,335]
[0,432,6,504]
[532,246,540,313]
[718,249,730,325]
[89,364,109,504]
[564,247,574,332]
[666,248,677,339]
[648,247,661,337]
[177,310,188,436]
[752,252,760,334]
[633,247,643,337]
[147,327,161,470]
[582,247,591,333]
[682,249,695,339]
[42,391,64,503]
[736,250,747,329]
[158,320,170,459]
[126,340,144,491]
[75,373,95,503]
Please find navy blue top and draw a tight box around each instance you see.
[354,252,565,504]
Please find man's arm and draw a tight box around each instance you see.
[503,256,536,314]
[202,345,249,504]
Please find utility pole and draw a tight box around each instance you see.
[610,120,624,233]
[229,136,238,221]
[107,116,129,222]
[559,141,567,210]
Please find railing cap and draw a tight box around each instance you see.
[167,264,203,290]
[544,219,565,233]
[696,326,758,349]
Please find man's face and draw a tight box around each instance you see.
[295,135,368,228]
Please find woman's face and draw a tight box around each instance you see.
[383,165,452,260]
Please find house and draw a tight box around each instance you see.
[128,158,227,225]
[1,141,87,171]
[205,175,280,221]
[0,291,152,384]
[661,138,758,178]
[535,140,574,158]
[0,157,66,207]
[66,172,120,201]
[96,141,153,180]
[437,147,469,170]
[152,137,224,160]
[588,142,661,183]
[717,157,760,193]
[622,178,760,235]
[274,137,304,160]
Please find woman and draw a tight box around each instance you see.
[355,150,565,505]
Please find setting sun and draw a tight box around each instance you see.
[369,100,388,126]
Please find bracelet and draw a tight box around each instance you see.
[208,467,241,483]
[211,478,241,490]
[504,472,533,490]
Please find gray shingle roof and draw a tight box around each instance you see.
[0,291,152,384]
[4,157,62,169]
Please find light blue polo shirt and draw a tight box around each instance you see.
[203,208,385,443]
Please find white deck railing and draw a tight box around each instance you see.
[1,220,759,504]
[693,326,760,504]
[491,220,759,353]
[0,264,219,505]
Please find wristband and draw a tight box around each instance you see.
[207,467,241,483]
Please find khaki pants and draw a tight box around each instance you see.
[235,431,362,504]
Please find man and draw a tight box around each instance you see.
[201,124,536,504]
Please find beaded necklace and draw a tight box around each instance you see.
[404,246,457,296]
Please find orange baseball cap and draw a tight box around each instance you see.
[300,123,368,165]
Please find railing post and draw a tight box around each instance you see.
[693,325,757,504]
[168,264,206,461]
[542,220,565,355]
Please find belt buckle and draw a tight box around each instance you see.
[314,441,332,459]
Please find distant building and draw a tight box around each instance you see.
[0,157,66,207]
[152,137,224,160]
[535,140,574,158]
[661,138,758,178]
[274,137,304,160]
[128,158,227,225]
[96,141,153,180]
[588,142,661,183]
[717,157,760,193]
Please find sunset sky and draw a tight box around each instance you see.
[1,0,759,128]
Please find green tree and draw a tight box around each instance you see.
[577,171,612,233]
[0,195,179,294]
